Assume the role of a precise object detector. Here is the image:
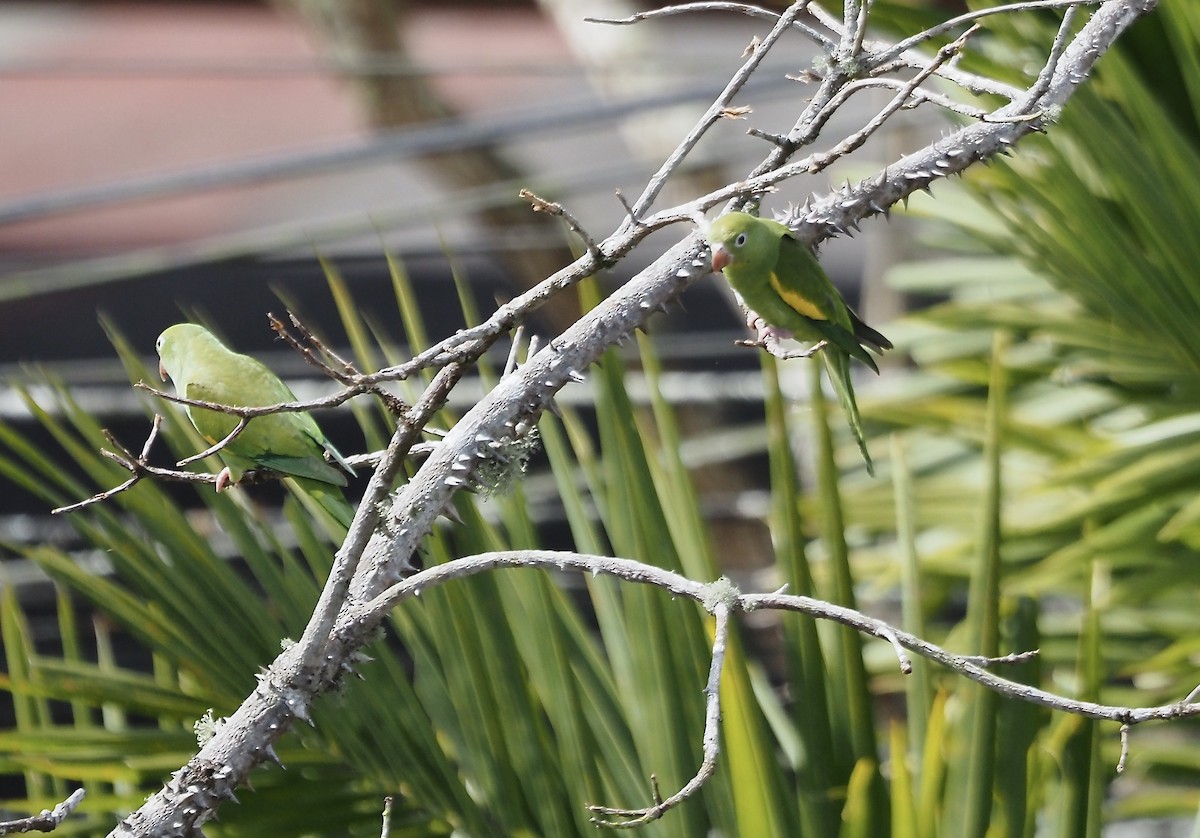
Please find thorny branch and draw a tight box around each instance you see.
[81,0,1158,834]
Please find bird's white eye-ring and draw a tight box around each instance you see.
[735,233,747,247]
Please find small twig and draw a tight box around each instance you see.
[270,312,351,382]
[103,426,141,462]
[831,78,991,120]
[889,53,1023,102]
[137,381,354,418]
[737,337,828,360]
[1181,683,1200,706]
[833,79,1044,123]
[288,312,355,372]
[379,796,393,838]
[519,189,603,261]
[960,649,1041,668]
[613,189,643,228]
[1115,723,1131,775]
[341,441,438,470]
[746,126,790,147]
[877,626,914,675]
[51,421,166,514]
[585,1,834,50]
[587,603,731,827]
[873,0,1100,67]
[52,474,143,515]
[352,550,1200,729]
[274,313,408,414]
[139,414,163,460]
[503,325,526,378]
[53,413,395,515]
[981,109,1047,125]
[809,25,981,172]
[527,334,544,359]
[175,416,249,468]
[849,0,869,58]
[619,0,815,223]
[1023,5,1081,107]
[54,451,322,513]
[0,787,85,835]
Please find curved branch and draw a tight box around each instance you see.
[350,550,1200,727]
[588,603,731,828]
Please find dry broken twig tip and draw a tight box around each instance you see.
[519,188,603,259]
[1116,724,1131,775]
[878,626,914,674]
[379,796,393,838]
[0,788,86,836]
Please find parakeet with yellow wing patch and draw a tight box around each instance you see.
[705,211,892,474]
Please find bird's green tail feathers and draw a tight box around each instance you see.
[287,477,356,534]
[821,350,874,476]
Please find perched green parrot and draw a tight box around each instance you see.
[155,323,355,529]
[705,211,892,474]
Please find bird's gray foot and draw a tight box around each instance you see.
[746,314,794,344]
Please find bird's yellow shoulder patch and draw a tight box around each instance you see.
[769,272,826,320]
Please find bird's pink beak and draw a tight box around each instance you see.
[711,244,731,273]
[159,361,169,382]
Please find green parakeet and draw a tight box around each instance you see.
[705,211,892,474]
[155,323,356,529]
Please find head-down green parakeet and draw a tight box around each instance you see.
[705,211,892,474]
[155,323,355,528]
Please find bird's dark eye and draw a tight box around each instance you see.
[735,233,747,247]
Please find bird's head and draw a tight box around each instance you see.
[155,323,212,383]
[705,211,772,275]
